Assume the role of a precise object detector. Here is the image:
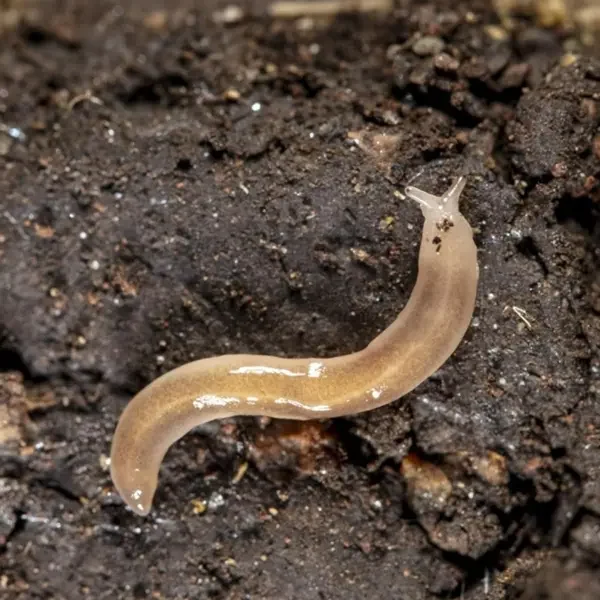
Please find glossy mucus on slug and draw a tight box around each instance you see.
[110,176,479,515]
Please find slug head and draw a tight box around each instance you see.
[110,452,157,516]
[405,177,466,218]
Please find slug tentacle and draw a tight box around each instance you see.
[405,176,465,217]
[110,176,478,516]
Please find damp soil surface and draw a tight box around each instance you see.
[1,1,600,599]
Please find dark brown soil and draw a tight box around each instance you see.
[1,1,600,599]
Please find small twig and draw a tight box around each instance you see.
[67,91,104,111]
[231,461,248,484]
[268,0,392,18]
[508,305,534,330]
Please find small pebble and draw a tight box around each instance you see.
[191,499,207,514]
[213,5,244,24]
[223,88,240,101]
[485,25,509,41]
[0,133,12,155]
[592,136,600,161]
[552,162,568,178]
[412,36,445,57]
[433,53,459,72]
[7,126,26,141]
[208,492,225,510]
[498,63,529,89]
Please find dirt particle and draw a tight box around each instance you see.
[593,135,600,160]
[223,88,241,101]
[485,24,510,41]
[34,223,54,238]
[249,421,336,476]
[143,11,168,31]
[0,373,36,448]
[350,247,378,269]
[469,452,509,486]
[401,453,452,511]
[348,130,401,170]
[190,498,207,514]
[0,132,12,155]
[552,162,569,178]
[212,5,244,24]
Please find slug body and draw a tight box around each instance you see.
[110,178,478,515]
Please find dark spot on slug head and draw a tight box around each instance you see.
[436,217,454,232]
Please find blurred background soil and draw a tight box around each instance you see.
[1,0,600,598]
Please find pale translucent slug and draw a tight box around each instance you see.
[110,177,478,515]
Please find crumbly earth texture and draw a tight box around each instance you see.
[1,1,600,599]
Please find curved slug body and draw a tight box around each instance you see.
[110,177,478,515]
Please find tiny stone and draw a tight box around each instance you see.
[498,63,529,89]
[485,25,509,41]
[392,54,412,90]
[8,127,25,141]
[143,10,168,31]
[412,36,445,57]
[409,62,432,86]
[208,492,225,510]
[593,136,600,161]
[461,58,487,79]
[223,88,240,101]
[0,132,12,155]
[386,44,402,60]
[560,53,578,68]
[552,162,568,178]
[434,53,459,72]
[213,5,244,24]
[191,498,207,514]
[381,110,400,125]
[485,43,512,76]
